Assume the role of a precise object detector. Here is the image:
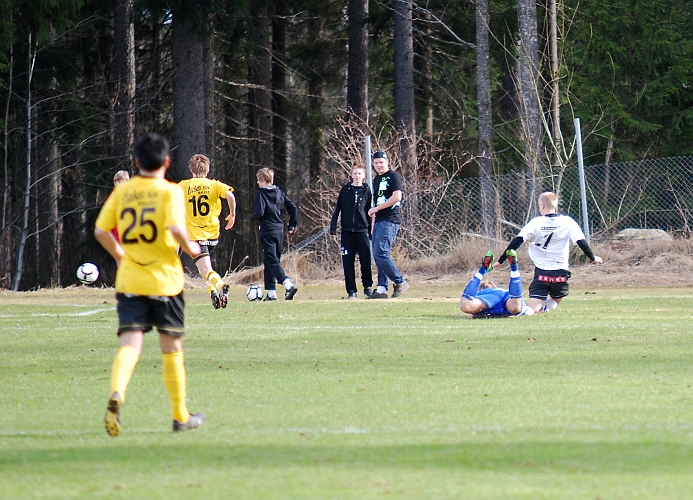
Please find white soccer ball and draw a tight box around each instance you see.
[246,283,263,301]
[77,262,99,285]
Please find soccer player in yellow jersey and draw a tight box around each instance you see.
[178,154,236,309]
[94,133,204,436]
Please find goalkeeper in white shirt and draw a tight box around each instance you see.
[495,191,603,314]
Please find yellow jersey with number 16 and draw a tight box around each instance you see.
[95,176,187,296]
[178,177,233,241]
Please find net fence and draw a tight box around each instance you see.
[398,156,693,252]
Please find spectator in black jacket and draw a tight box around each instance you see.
[329,165,373,299]
[250,168,299,301]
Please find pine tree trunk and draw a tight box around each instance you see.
[172,2,207,178]
[424,10,433,139]
[272,0,288,189]
[476,0,496,237]
[393,0,417,176]
[204,31,216,167]
[247,1,272,264]
[1,35,13,286]
[13,35,36,291]
[604,115,614,203]
[308,78,323,184]
[393,0,418,240]
[549,0,563,159]
[113,0,135,170]
[38,141,61,287]
[248,2,272,172]
[518,0,544,214]
[347,0,368,123]
[307,16,324,185]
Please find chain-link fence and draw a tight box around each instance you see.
[298,156,693,261]
[397,156,693,255]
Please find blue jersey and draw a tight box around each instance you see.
[474,288,513,317]
[471,288,532,318]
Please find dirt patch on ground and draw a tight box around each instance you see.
[400,265,693,289]
[202,238,693,290]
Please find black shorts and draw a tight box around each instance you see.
[194,239,219,263]
[116,292,185,336]
[528,268,571,300]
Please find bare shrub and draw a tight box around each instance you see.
[300,114,481,265]
[397,236,505,274]
[599,238,693,269]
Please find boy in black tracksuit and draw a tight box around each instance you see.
[329,165,373,299]
[250,168,299,300]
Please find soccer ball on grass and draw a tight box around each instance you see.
[246,283,263,301]
[77,262,99,285]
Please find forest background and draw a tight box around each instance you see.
[1,0,692,291]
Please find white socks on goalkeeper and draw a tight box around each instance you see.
[283,278,294,290]
[541,298,559,313]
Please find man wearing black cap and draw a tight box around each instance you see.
[367,150,409,298]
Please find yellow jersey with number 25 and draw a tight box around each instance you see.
[95,176,187,296]
[178,177,233,241]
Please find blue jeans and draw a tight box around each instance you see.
[371,220,403,290]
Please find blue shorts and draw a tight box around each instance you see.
[475,288,513,317]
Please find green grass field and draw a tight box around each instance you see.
[1,285,693,499]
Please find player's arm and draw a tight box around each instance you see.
[284,193,298,234]
[95,227,125,267]
[249,190,264,221]
[169,224,202,258]
[329,189,342,235]
[576,239,603,263]
[365,188,373,235]
[496,236,525,266]
[224,190,237,230]
[367,190,402,217]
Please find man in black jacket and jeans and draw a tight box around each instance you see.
[250,168,299,301]
[329,165,373,299]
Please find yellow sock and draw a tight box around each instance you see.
[205,270,224,293]
[110,345,139,402]
[162,351,189,423]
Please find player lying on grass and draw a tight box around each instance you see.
[494,191,603,314]
[460,250,534,318]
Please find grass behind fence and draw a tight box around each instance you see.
[1,286,693,499]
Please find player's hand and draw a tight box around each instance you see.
[493,261,502,269]
[225,214,236,230]
[593,255,604,264]
[288,226,296,235]
[329,230,336,236]
[368,207,377,217]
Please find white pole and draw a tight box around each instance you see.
[365,135,373,201]
[365,135,375,264]
[574,118,590,245]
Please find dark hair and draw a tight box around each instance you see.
[133,133,170,171]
